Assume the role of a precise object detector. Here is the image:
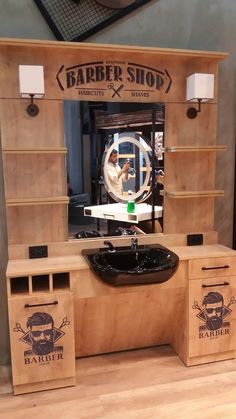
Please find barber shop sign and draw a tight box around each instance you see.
[56,60,172,99]
[192,292,236,340]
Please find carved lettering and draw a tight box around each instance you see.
[66,71,76,88]
[199,327,230,339]
[127,66,135,83]
[76,69,85,86]
[126,67,164,90]
[24,352,64,365]
[114,66,123,82]
[57,62,172,94]
[131,92,150,97]
[86,67,95,83]
[95,66,105,82]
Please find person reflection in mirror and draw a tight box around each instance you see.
[156,169,164,186]
[155,169,164,230]
[106,149,130,195]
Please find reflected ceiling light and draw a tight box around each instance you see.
[19,65,45,117]
[186,73,214,119]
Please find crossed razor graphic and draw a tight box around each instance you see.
[107,83,124,98]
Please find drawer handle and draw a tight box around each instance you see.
[24,301,58,308]
[202,265,230,271]
[202,282,229,288]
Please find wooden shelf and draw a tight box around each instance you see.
[6,196,69,207]
[165,146,227,152]
[165,190,224,198]
[8,272,71,296]
[3,148,67,155]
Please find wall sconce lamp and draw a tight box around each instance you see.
[186,73,214,119]
[19,65,45,117]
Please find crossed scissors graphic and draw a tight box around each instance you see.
[108,83,124,98]
[13,316,70,335]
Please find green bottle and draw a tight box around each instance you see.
[127,190,135,213]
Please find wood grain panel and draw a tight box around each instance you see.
[3,154,66,199]
[164,198,215,234]
[163,100,218,234]
[6,204,68,244]
[71,264,186,357]
[8,232,219,260]
[0,100,64,149]
[165,152,216,192]
[0,98,66,245]
[165,103,217,147]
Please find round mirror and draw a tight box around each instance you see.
[102,132,152,204]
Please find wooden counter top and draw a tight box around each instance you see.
[6,244,235,277]
[170,244,236,260]
[6,255,89,277]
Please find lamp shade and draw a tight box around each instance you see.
[186,73,214,102]
[19,65,45,98]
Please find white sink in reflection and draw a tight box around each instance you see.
[84,203,162,224]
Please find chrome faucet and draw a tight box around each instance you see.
[104,240,115,252]
[131,238,138,251]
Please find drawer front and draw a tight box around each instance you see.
[189,257,236,279]
[8,291,75,390]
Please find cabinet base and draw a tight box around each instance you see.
[184,350,235,367]
[13,376,76,395]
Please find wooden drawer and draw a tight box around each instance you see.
[189,257,236,279]
[8,291,75,395]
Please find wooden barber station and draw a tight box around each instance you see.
[0,38,235,395]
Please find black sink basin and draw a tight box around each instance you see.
[83,245,179,286]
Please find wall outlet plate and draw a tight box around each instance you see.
[187,234,203,246]
[29,245,48,259]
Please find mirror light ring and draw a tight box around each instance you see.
[103,134,151,204]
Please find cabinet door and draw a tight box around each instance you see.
[8,291,75,394]
[188,277,236,358]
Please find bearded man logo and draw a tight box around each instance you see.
[192,291,236,336]
[26,312,55,355]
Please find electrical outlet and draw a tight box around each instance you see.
[187,234,203,246]
[29,245,48,259]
